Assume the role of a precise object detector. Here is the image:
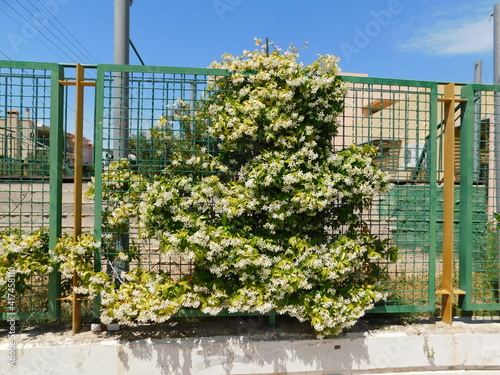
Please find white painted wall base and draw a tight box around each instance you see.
[1,321,500,374]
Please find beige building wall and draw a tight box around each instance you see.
[0,109,94,168]
[0,109,34,160]
[337,81,433,182]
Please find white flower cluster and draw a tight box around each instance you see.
[207,44,346,155]
[99,269,194,325]
[93,42,397,336]
[0,229,54,291]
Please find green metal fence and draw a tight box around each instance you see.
[0,60,63,320]
[93,65,233,315]
[338,76,439,312]
[459,83,500,311]
[92,68,449,314]
[90,67,500,316]
[1,60,499,324]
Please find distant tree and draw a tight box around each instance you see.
[129,99,218,177]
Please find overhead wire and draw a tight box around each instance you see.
[1,0,105,135]
[0,1,98,136]
[13,0,90,63]
[26,0,100,64]
[0,50,12,60]
[130,39,145,65]
[0,1,75,62]
[4,0,100,82]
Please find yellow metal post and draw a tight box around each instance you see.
[437,83,466,325]
[73,63,84,334]
[74,66,84,235]
[59,64,96,334]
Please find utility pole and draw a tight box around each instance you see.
[112,0,131,283]
[474,60,482,84]
[113,0,130,159]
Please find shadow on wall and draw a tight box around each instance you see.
[117,321,377,375]
[121,336,373,375]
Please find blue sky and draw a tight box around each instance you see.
[0,0,497,83]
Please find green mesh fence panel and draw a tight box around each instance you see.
[94,65,231,287]
[0,61,63,320]
[338,76,438,312]
[92,67,500,317]
[460,84,500,311]
[94,70,441,314]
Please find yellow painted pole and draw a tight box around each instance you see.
[441,83,455,324]
[437,83,466,325]
[74,63,84,237]
[59,65,96,334]
[72,63,85,335]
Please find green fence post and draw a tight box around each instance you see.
[92,65,106,320]
[428,82,438,311]
[47,63,64,321]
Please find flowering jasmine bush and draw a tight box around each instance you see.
[54,232,111,298]
[0,228,54,295]
[115,42,396,336]
[0,228,107,302]
[85,159,144,271]
[86,159,146,236]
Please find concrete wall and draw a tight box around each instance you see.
[1,321,499,375]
